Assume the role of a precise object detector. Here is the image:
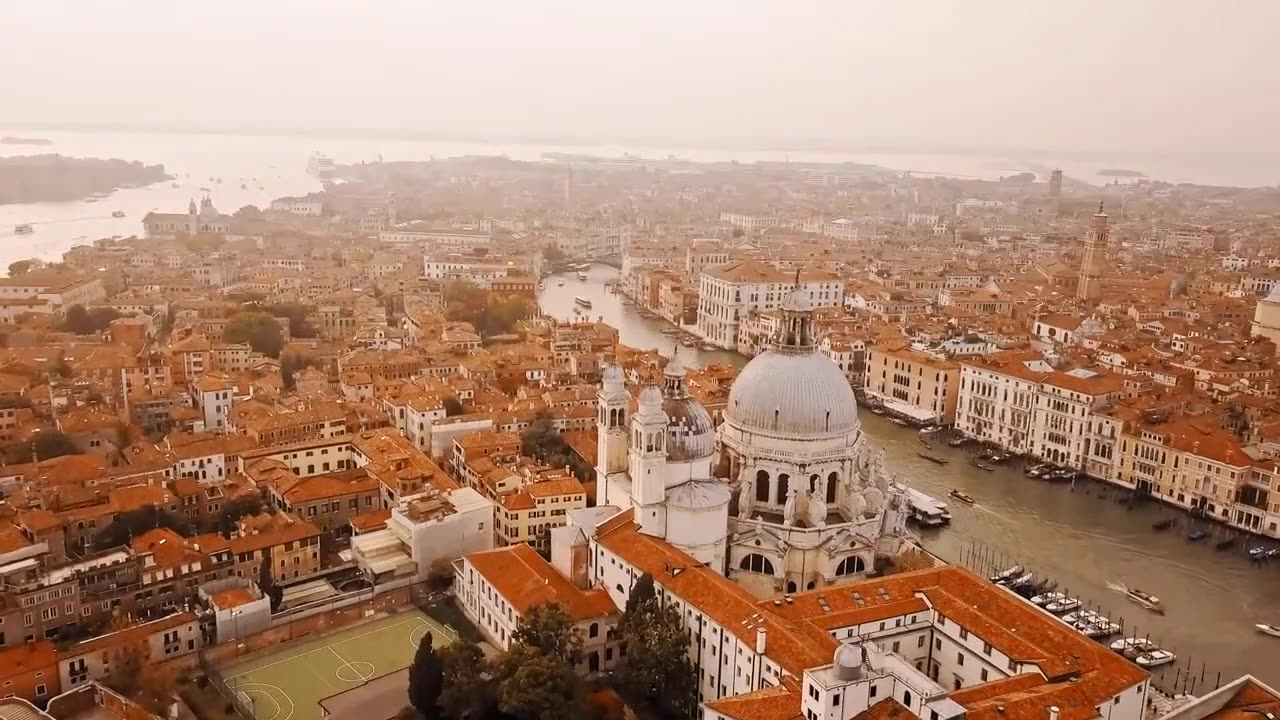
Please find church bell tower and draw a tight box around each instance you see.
[595,364,629,506]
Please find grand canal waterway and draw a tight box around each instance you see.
[539,264,1280,690]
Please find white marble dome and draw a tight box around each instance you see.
[725,348,859,437]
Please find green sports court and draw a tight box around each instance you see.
[220,610,453,720]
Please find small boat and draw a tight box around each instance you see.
[1269,548,1280,559]
[1075,619,1122,639]
[1215,538,1235,551]
[1124,588,1164,614]
[1249,547,1269,560]
[170,182,180,188]
[949,489,976,505]
[916,451,948,465]
[557,280,566,287]
[1152,518,1175,531]
[970,458,995,472]
[947,437,970,447]
[1063,609,1107,625]
[85,197,98,203]
[1136,650,1177,668]
[1045,596,1082,614]
[990,565,1023,583]
[13,224,33,234]
[574,296,593,308]
[1110,637,1158,654]
[987,453,1010,464]
[1027,467,1044,479]
[1006,572,1035,588]
[919,425,944,435]
[199,186,212,192]
[1030,591,1064,607]
[891,418,911,427]
[1255,624,1280,637]
[870,407,886,416]
[572,306,582,315]
[1186,529,1208,542]
[577,271,588,280]
[111,210,126,218]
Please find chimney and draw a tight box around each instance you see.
[755,627,767,654]
[1049,707,1060,720]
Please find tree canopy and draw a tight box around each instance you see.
[408,632,444,719]
[510,603,583,667]
[264,303,318,338]
[521,410,591,481]
[616,573,698,719]
[224,311,284,358]
[497,645,582,720]
[7,259,33,276]
[32,430,81,461]
[93,505,193,550]
[444,280,534,337]
[62,304,121,334]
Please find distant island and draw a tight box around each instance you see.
[0,136,53,146]
[0,154,169,204]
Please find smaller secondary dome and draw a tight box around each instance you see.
[638,385,664,410]
[602,364,625,386]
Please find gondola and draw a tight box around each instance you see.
[1151,518,1175,531]
[1187,528,1208,542]
[970,458,995,472]
[917,451,948,464]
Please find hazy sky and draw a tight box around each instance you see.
[4,1,1279,153]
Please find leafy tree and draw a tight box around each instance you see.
[31,430,81,461]
[497,644,582,720]
[224,311,284,358]
[62,304,121,334]
[265,303,318,338]
[623,573,656,621]
[443,397,464,417]
[731,227,745,238]
[444,280,534,337]
[426,557,455,591]
[408,631,444,720]
[281,355,298,391]
[208,495,264,535]
[510,603,583,667]
[7,259,32,276]
[93,506,193,550]
[521,411,591,481]
[616,593,697,720]
[437,639,495,720]
[542,245,564,261]
[102,615,177,714]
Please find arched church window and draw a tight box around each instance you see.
[738,553,774,575]
[835,556,866,576]
[827,472,838,504]
[755,470,770,502]
[776,474,790,504]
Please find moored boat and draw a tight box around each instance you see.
[1045,596,1082,614]
[1075,619,1122,639]
[919,425,944,434]
[989,565,1023,584]
[1110,637,1157,655]
[1249,546,1269,560]
[1029,591,1064,607]
[1135,650,1177,668]
[891,418,910,427]
[949,489,976,505]
[870,406,886,415]
[947,437,970,447]
[916,450,948,464]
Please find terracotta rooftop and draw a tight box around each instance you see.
[465,543,616,621]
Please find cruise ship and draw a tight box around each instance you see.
[307,152,335,178]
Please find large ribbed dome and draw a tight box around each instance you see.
[725,348,859,436]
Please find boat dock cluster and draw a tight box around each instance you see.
[989,563,1176,668]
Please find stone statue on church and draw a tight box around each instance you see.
[846,486,867,519]
[807,478,828,528]
[783,486,799,526]
[863,486,886,516]
[737,481,754,519]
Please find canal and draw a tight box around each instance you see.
[540,264,1280,689]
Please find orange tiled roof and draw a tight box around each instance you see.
[466,543,616,621]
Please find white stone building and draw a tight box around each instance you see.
[696,260,843,350]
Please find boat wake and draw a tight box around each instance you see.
[1105,581,1129,595]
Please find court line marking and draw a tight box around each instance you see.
[235,682,293,720]
[224,616,429,682]
[407,621,433,651]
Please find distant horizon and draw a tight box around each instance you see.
[5,120,1279,165]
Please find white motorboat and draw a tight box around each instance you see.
[1256,623,1280,637]
[1030,591,1065,607]
[990,565,1023,584]
[1045,597,1082,614]
[577,271,588,280]
[919,425,944,435]
[1110,637,1157,654]
[1136,650,1177,668]
[1004,572,1035,588]
[557,279,566,287]
[1125,588,1164,614]
[1075,619,1122,639]
[1063,609,1108,626]
[574,296,593,308]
